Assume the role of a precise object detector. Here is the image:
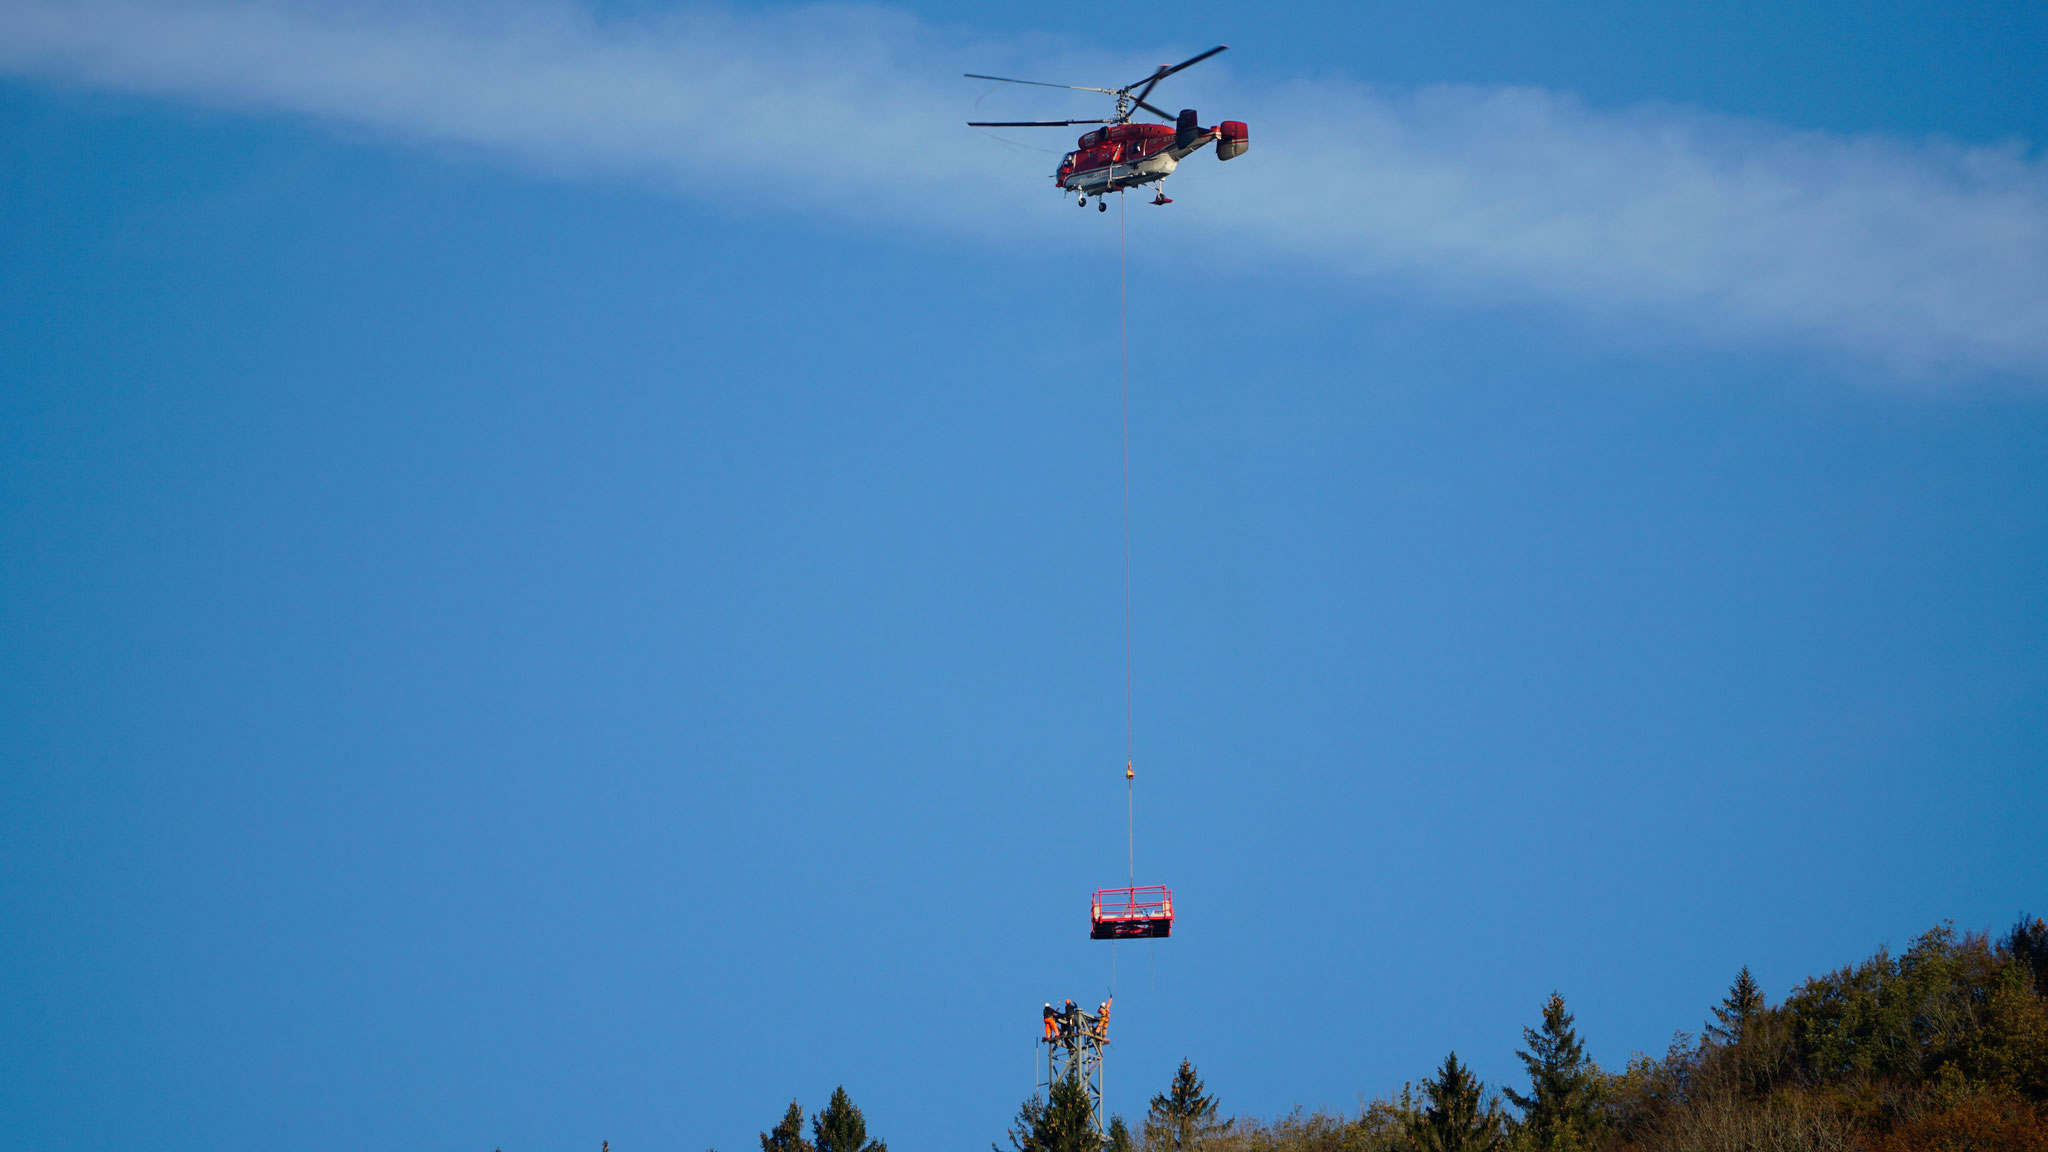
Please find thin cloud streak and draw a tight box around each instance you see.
[1203,84,2048,373]
[4,0,2046,376]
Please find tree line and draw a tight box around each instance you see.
[1000,915,2048,1152]
[739,917,2045,1152]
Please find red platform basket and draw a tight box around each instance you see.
[1090,886,1173,940]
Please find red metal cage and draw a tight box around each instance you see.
[1090,886,1173,940]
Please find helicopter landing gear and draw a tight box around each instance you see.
[1150,192,1173,206]
[1098,200,1108,212]
[1078,196,1088,209]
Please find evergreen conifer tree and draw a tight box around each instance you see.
[998,1094,1048,1152]
[1407,1052,1504,1152]
[1044,1067,1099,1152]
[762,1102,815,1152]
[1142,1059,1220,1152]
[1704,966,1766,1047]
[1501,993,1602,1152]
[2006,915,2048,998]
[813,1086,887,1152]
[998,1069,1098,1152]
[1107,1115,1134,1152]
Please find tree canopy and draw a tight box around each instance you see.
[946,914,2048,1152]
[1112,917,2048,1152]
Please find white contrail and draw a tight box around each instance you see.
[0,0,1027,215]
[1198,83,2048,374]
[3,0,2045,376]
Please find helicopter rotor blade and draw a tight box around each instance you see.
[965,73,1119,95]
[1126,44,1228,101]
[1130,67,1170,108]
[968,119,1112,127]
[1132,99,1177,123]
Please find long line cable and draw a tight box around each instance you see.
[1110,189,1132,1006]
[1120,189,1134,892]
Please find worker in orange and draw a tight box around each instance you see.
[1043,1002,1057,1042]
[1094,998,1112,1040]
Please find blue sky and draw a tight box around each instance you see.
[3,2,2046,1150]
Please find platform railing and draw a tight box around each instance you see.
[1090,885,1173,921]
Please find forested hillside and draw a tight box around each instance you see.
[993,916,2048,1152]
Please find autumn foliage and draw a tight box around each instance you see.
[1120,916,2048,1152]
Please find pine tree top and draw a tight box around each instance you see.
[762,1101,814,1152]
[1706,966,1766,1047]
[1150,1058,1219,1122]
[814,1086,886,1152]
[1410,1052,1503,1152]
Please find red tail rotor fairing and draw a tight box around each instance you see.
[1217,120,1249,160]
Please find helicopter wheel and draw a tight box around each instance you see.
[1098,200,1108,212]
[1078,197,1087,209]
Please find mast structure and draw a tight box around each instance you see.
[1040,1001,1110,1138]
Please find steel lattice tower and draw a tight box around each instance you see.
[1041,1003,1108,1138]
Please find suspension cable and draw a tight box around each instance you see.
[1121,189,1133,891]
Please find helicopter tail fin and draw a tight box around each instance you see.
[1175,109,1203,151]
[1216,120,1249,161]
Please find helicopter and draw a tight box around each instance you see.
[967,46,1248,211]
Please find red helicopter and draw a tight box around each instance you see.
[967,46,1248,211]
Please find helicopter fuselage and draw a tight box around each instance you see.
[962,46,1245,205]
[1055,120,1247,199]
